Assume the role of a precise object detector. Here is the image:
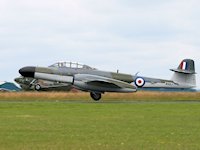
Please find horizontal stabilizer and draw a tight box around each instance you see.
[171,59,196,87]
[170,59,196,74]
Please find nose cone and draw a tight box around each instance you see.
[19,67,36,78]
[14,77,21,83]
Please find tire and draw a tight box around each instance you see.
[35,84,41,91]
[90,92,102,101]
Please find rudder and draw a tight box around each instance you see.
[170,59,196,87]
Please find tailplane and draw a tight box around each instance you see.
[170,59,196,88]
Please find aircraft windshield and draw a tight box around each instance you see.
[49,62,96,70]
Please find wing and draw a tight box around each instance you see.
[74,74,137,92]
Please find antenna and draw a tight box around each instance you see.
[135,72,140,76]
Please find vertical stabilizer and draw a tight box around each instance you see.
[170,59,196,87]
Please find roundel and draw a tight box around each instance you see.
[135,77,145,87]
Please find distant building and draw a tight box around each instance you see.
[0,81,21,91]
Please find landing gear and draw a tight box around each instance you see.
[35,84,41,91]
[90,92,102,101]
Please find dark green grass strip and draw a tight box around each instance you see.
[0,102,200,150]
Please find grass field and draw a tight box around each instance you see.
[0,91,200,101]
[0,92,200,150]
[0,101,200,149]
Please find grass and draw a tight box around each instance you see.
[0,91,200,101]
[0,101,200,149]
[0,92,200,149]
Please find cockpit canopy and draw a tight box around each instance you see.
[49,61,96,70]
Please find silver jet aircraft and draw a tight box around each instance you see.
[19,59,196,101]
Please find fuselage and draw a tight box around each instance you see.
[18,59,197,101]
[46,67,195,89]
[20,66,195,90]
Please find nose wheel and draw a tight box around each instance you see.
[35,84,41,91]
[90,92,102,101]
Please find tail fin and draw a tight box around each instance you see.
[170,59,196,87]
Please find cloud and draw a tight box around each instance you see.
[0,0,199,87]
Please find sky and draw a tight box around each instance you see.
[0,0,200,88]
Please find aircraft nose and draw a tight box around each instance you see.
[19,67,36,78]
[14,78,20,83]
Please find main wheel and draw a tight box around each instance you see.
[35,84,41,91]
[90,92,102,101]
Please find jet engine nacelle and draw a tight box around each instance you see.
[34,72,74,84]
[73,74,137,93]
